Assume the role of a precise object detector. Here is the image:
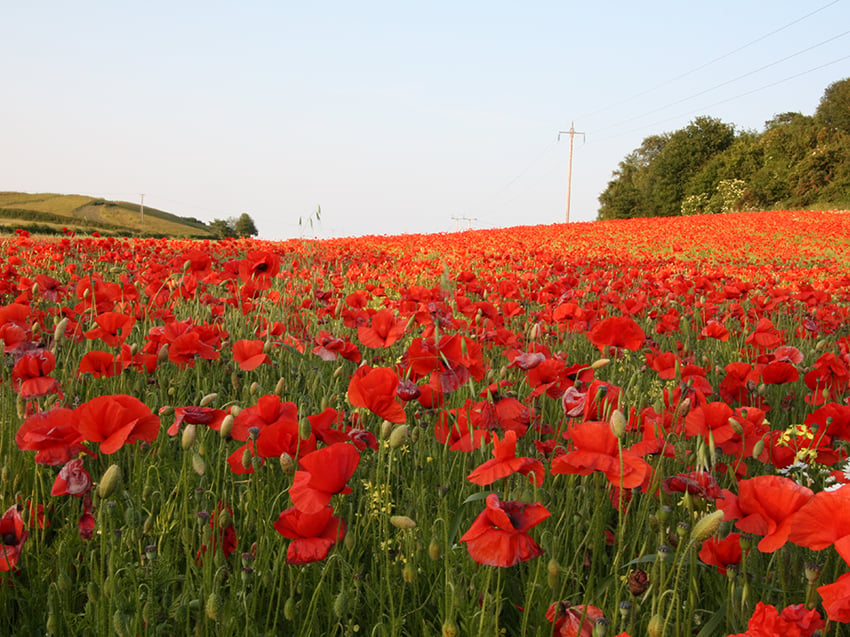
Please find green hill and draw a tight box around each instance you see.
[0,192,216,239]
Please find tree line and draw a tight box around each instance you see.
[208,213,258,239]
[597,77,850,220]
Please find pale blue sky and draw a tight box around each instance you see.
[3,1,848,240]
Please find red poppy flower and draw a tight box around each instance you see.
[0,505,29,572]
[744,318,784,350]
[232,339,270,371]
[78,346,132,378]
[699,320,730,341]
[818,572,850,623]
[15,408,88,466]
[551,421,650,490]
[197,504,237,563]
[459,493,549,567]
[238,250,280,288]
[466,430,544,487]
[11,349,61,399]
[75,394,161,454]
[51,458,92,497]
[662,471,723,501]
[729,601,824,637]
[168,330,220,367]
[347,365,406,423]
[289,443,361,514]
[698,532,743,574]
[273,505,346,564]
[84,311,135,347]
[586,316,645,354]
[357,308,407,348]
[789,486,850,565]
[545,602,605,637]
[312,331,362,363]
[718,475,813,553]
[165,406,228,436]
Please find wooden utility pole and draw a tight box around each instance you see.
[140,193,145,223]
[558,123,585,223]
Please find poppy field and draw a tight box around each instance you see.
[2,209,850,636]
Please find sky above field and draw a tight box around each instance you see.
[2,1,849,240]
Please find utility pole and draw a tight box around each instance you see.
[558,123,585,223]
[451,215,477,231]
[140,193,145,223]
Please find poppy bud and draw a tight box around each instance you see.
[241,448,252,470]
[609,409,627,438]
[158,344,170,363]
[284,597,296,621]
[192,451,206,476]
[98,464,122,498]
[231,371,241,392]
[690,509,724,543]
[219,414,234,439]
[181,424,197,450]
[389,425,410,449]
[429,538,442,560]
[53,317,69,344]
[442,621,459,637]
[390,515,416,530]
[402,563,415,583]
[279,452,295,474]
[333,589,349,619]
[380,420,394,439]
[647,613,664,637]
[200,393,218,407]
[206,591,223,621]
[751,438,765,459]
[728,417,743,435]
[275,377,286,396]
[249,381,260,396]
[591,358,610,370]
[298,418,312,440]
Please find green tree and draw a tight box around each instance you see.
[234,213,258,238]
[815,77,850,134]
[209,218,236,239]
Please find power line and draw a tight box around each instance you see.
[573,0,842,123]
[594,52,850,142]
[591,28,850,137]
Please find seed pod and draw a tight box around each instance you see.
[98,464,122,498]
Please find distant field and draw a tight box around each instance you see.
[0,191,214,238]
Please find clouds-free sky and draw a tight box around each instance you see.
[3,1,848,240]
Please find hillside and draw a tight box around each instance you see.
[0,192,215,238]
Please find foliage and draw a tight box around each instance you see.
[210,214,259,239]
[598,77,850,220]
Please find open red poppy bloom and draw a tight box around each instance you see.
[586,316,645,354]
[698,532,743,574]
[75,394,161,454]
[15,408,89,465]
[718,475,813,553]
[545,601,605,637]
[466,430,544,486]
[165,406,228,436]
[357,308,407,348]
[729,601,824,637]
[789,485,850,565]
[78,346,132,378]
[662,471,723,501]
[12,348,61,399]
[347,365,406,423]
[273,505,346,564]
[551,421,650,490]
[459,493,549,567]
[84,311,135,347]
[288,443,361,514]
[818,572,850,623]
[232,339,270,371]
[0,505,29,572]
